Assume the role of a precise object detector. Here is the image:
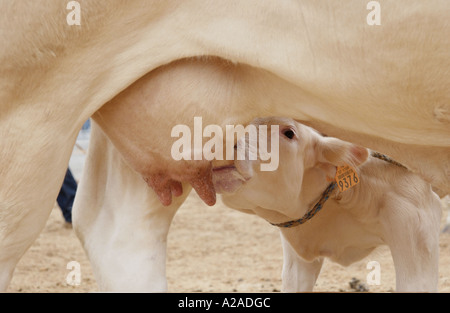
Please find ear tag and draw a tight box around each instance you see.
[335,164,360,192]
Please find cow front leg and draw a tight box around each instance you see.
[0,120,79,291]
[280,233,323,292]
[72,123,190,292]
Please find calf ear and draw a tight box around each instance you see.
[316,137,369,168]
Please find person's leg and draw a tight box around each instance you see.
[56,169,78,223]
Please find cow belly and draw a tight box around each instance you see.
[93,56,450,209]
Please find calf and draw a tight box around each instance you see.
[214,117,442,292]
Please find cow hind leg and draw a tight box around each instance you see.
[72,123,190,292]
[380,196,441,292]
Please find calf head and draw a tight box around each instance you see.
[214,117,368,219]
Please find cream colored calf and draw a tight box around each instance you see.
[217,117,442,292]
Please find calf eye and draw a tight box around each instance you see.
[283,129,295,139]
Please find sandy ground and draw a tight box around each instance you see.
[6,191,450,293]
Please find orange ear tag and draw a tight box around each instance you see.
[335,164,360,192]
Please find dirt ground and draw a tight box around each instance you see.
[6,193,450,293]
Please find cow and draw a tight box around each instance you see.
[216,117,442,292]
[1,1,449,291]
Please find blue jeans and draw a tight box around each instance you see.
[57,169,77,223]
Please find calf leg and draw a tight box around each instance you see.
[380,196,441,292]
[280,233,323,292]
[73,123,190,292]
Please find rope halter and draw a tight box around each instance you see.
[269,151,406,228]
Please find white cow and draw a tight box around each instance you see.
[1,1,449,291]
[216,117,442,292]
